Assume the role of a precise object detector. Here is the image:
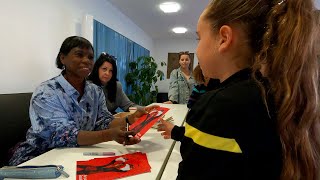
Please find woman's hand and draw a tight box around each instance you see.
[129,105,160,123]
[108,126,141,145]
[144,104,160,112]
[157,118,175,139]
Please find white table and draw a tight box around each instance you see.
[159,109,187,180]
[6,103,188,180]
[159,142,182,180]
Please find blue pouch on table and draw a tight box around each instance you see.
[0,165,69,179]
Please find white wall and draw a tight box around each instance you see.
[316,0,320,9]
[0,0,153,94]
[153,38,199,93]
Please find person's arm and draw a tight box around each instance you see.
[110,104,161,128]
[157,118,185,141]
[80,101,159,145]
[168,69,179,103]
[30,85,136,147]
[78,121,138,146]
[77,88,123,146]
[77,130,113,145]
[171,125,185,141]
[93,85,135,130]
[115,82,139,111]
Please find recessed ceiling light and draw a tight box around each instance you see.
[172,27,187,34]
[159,2,181,13]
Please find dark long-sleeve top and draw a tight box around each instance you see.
[187,78,220,109]
[171,126,185,141]
[102,81,140,114]
[175,68,282,179]
[171,79,220,141]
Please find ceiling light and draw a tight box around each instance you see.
[159,2,181,13]
[172,27,187,34]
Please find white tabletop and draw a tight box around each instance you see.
[159,108,186,180]
[159,140,182,180]
[6,103,188,180]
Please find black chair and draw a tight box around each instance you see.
[157,92,168,103]
[0,93,32,167]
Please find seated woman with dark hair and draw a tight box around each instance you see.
[88,53,142,114]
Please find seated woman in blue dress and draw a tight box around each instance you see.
[9,36,157,166]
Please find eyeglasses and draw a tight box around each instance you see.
[101,52,117,60]
[178,51,190,55]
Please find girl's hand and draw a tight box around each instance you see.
[157,118,175,139]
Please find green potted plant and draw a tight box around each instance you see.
[125,56,166,105]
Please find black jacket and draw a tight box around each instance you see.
[175,68,282,180]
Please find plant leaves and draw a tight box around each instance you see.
[125,56,166,105]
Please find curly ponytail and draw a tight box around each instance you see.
[256,1,320,179]
[204,0,320,179]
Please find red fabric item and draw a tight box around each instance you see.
[129,107,170,138]
[77,152,151,180]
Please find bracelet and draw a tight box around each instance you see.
[125,115,131,125]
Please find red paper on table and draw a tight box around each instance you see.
[76,152,151,180]
[129,106,169,138]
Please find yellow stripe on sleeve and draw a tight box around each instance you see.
[184,123,242,153]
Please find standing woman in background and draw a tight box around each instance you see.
[164,51,195,104]
[159,0,320,179]
[88,53,141,114]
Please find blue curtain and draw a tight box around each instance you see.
[93,20,150,93]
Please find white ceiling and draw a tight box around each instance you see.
[106,0,210,40]
[106,0,320,40]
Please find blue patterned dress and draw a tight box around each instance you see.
[9,74,114,165]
